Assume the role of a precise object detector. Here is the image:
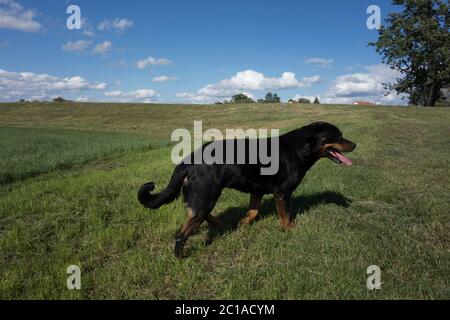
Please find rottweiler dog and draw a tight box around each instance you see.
[138,121,356,259]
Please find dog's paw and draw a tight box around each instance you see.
[281,221,296,231]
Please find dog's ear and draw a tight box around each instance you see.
[306,135,321,152]
[295,133,320,159]
[305,127,324,152]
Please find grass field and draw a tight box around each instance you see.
[0,127,163,184]
[0,102,449,299]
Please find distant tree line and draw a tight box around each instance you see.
[17,97,71,103]
[258,92,281,103]
[52,97,70,102]
[216,93,320,104]
[293,97,320,104]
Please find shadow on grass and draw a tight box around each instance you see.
[206,191,351,245]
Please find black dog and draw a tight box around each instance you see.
[138,122,356,259]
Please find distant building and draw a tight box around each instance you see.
[352,101,373,105]
[288,99,297,104]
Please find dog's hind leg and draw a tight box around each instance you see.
[175,185,222,259]
[175,209,204,259]
[239,193,263,226]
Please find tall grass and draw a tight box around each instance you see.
[0,127,162,184]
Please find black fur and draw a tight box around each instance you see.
[138,121,356,258]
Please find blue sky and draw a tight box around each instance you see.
[0,0,406,104]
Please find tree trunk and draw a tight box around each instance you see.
[425,83,440,107]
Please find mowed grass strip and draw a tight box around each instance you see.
[0,103,449,299]
[0,126,163,184]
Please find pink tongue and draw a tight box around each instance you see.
[331,150,353,166]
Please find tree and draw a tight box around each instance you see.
[259,92,281,103]
[369,0,450,106]
[313,97,320,104]
[52,97,69,103]
[231,93,254,103]
[297,98,311,104]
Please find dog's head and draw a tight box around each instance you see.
[307,122,356,166]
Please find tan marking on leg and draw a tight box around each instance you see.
[186,207,194,219]
[274,193,294,230]
[181,217,203,236]
[178,207,194,235]
[175,209,205,259]
[239,194,263,225]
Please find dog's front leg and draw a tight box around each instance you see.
[274,192,295,230]
[239,193,263,226]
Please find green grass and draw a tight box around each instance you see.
[0,126,163,184]
[0,102,449,299]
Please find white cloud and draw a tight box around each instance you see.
[137,56,172,69]
[242,92,256,101]
[127,89,158,99]
[88,82,107,90]
[0,68,107,101]
[175,92,215,104]
[49,76,105,90]
[305,57,334,68]
[75,96,90,102]
[175,70,320,103]
[98,18,133,32]
[103,88,159,102]
[104,90,123,97]
[196,70,320,98]
[0,0,41,32]
[62,40,92,52]
[93,41,112,55]
[152,75,177,82]
[322,64,407,105]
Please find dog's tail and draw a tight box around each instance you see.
[138,164,187,209]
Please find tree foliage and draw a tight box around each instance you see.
[52,97,69,103]
[258,92,281,103]
[297,98,311,104]
[370,0,450,106]
[231,93,255,104]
